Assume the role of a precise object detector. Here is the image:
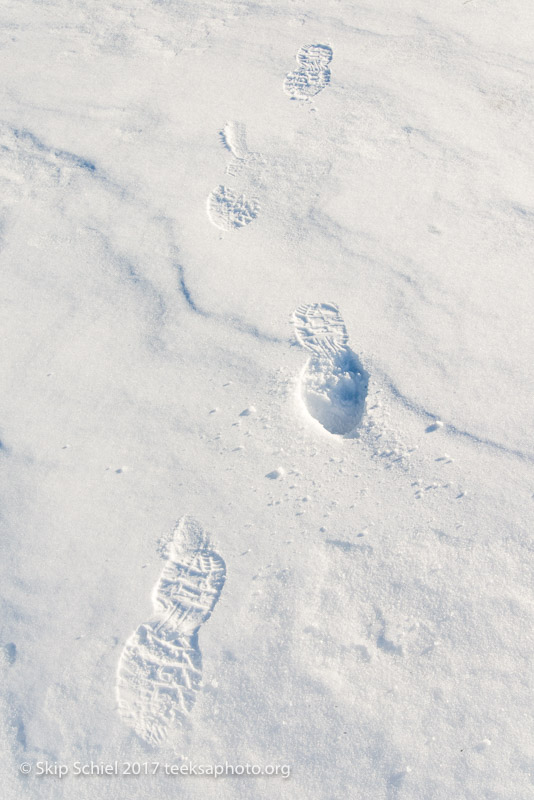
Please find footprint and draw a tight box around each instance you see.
[207,185,260,231]
[219,120,250,162]
[296,44,333,71]
[207,123,262,230]
[152,531,226,635]
[292,303,368,435]
[284,69,330,101]
[117,517,226,745]
[218,121,263,177]
[284,43,333,100]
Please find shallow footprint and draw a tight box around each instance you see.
[152,518,226,635]
[284,43,333,100]
[284,68,331,100]
[292,303,369,435]
[296,43,333,70]
[219,121,264,176]
[117,624,202,746]
[117,517,226,745]
[207,185,260,231]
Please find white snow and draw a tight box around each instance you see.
[1,0,534,798]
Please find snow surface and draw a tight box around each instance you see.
[1,0,534,797]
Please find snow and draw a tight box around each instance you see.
[1,0,534,797]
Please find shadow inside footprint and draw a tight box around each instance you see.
[1,643,17,666]
[301,348,368,435]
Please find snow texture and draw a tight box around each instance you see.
[1,0,534,798]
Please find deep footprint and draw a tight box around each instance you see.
[117,517,225,745]
[207,185,260,231]
[292,303,368,435]
[284,43,333,100]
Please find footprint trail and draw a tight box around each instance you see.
[292,303,369,435]
[117,516,226,745]
[284,44,333,101]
